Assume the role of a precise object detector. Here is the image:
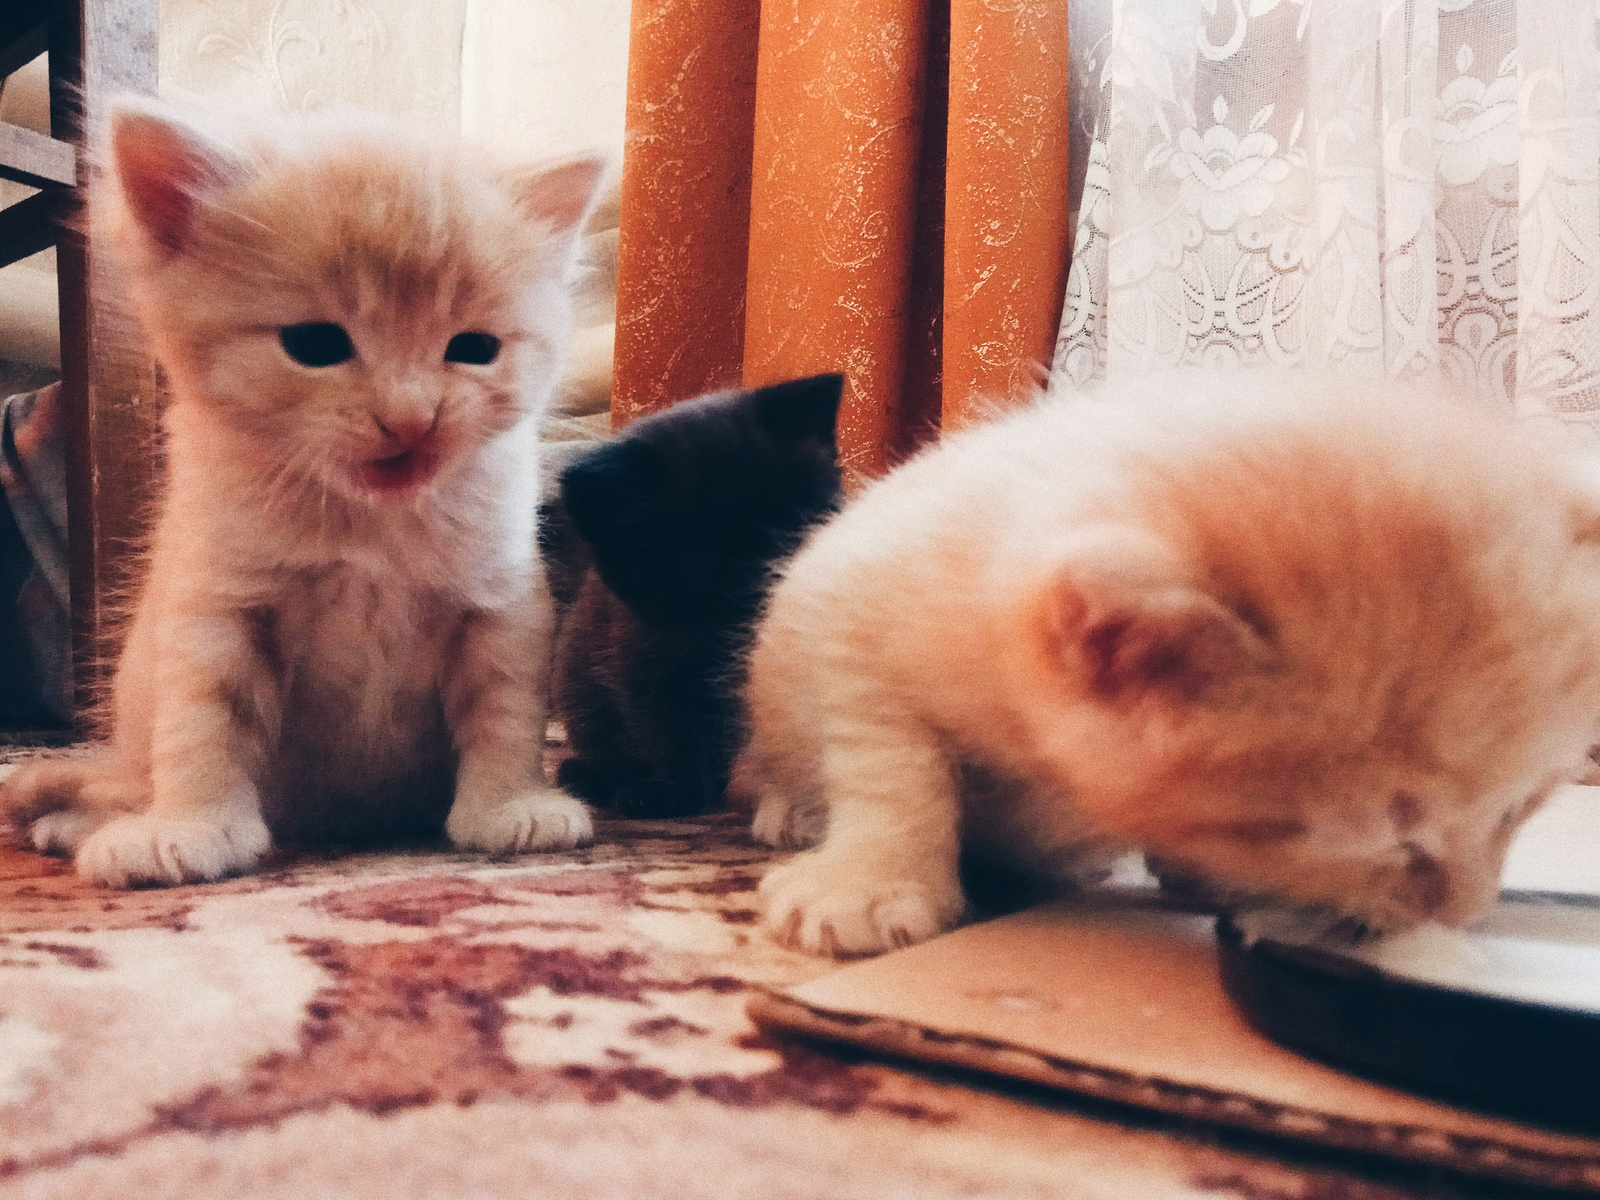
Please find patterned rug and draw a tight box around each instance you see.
[0,754,1544,1200]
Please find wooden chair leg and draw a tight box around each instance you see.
[48,0,161,722]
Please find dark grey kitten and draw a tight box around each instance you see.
[551,374,843,817]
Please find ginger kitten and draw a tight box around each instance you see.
[740,370,1600,956]
[0,100,605,886]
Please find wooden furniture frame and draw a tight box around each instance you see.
[0,0,160,723]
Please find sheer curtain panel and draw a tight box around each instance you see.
[1055,0,1600,424]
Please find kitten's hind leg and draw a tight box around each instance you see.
[737,744,825,849]
[749,788,827,850]
[1,752,145,854]
[2,755,99,825]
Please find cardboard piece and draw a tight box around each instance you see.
[748,790,1600,1196]
[752,786,1600,1190]
[749,896,1600,1192]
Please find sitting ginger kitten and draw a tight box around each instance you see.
[739,370,1600,956]
[0,100,605,885]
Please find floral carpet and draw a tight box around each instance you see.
[0,752,1558,1200]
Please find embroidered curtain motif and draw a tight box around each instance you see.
[1054,0,1600,424]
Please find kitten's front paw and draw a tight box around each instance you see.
[446,788,594,854]
[75,809,271,888]
[759,853,966,957]
[31,808,116,855]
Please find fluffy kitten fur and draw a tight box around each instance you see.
[739,370,1600,956]
[0,100,606,886]
[552,374,843,817]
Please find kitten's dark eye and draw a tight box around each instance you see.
[444,332,500,365]
[280,323,354,367]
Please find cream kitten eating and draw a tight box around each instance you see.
[0,100,605,886]
[740,370,1600,956]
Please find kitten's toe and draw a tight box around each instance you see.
[446,789,594,854]
[758,853,965,957]
[31,808,116,855]
[75,809,271,888]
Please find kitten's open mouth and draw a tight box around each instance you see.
[359,447,438,493]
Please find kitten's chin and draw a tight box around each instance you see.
[358,447,439,495]
[1149,855,1447,940]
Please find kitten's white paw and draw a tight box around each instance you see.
[759,853,965,957]
[750,793,825,850]
[446,789,594,854]
[2,757,94,824]
[31,808,116,855]
[749,798,787,848]
[75,809,271,888]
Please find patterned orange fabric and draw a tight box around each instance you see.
[613,0,1071,477]
[942,0,1072,430]
[612,0,762,429]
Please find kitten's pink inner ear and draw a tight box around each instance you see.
[1045,533,1274,701]
[1077,591,1265,699]
[112,109,232,253]
[505,155,607,236]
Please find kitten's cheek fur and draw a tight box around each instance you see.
[72,808,271,888]
[758,853,967,956]
[444,789,594,854]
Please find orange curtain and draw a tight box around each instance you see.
[613,0,1071,479]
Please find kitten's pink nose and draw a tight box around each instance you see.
[375,412,437,450]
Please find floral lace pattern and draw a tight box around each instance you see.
[1052,0,1600,422]
[159,0,466,118]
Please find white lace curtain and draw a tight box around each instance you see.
[1052,0,1600,422]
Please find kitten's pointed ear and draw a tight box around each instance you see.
[1042,528,1275,702]
[753,374,844,443]
[502,155,609,242]
[109,102,239,254]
